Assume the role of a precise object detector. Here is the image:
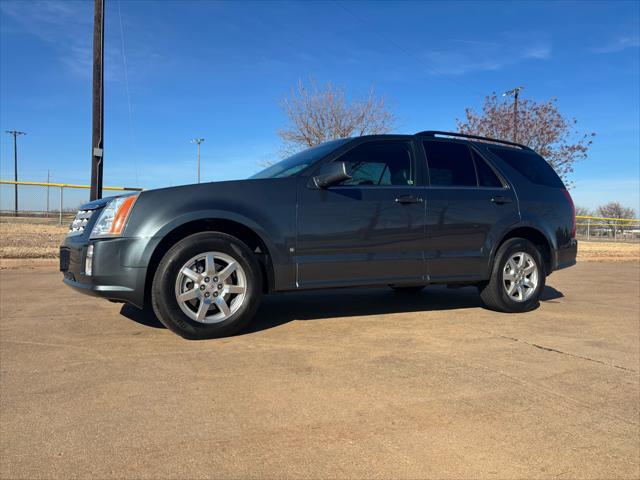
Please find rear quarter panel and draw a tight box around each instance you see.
[481,146,575,272]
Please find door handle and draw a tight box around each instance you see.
[395,195,423,205]
[491,196,512,205]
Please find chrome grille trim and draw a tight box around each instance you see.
[67,210,93,236]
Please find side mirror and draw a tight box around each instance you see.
[311,161,352,189]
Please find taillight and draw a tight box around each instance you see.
[562,189,576,238]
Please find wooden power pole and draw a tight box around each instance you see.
[90,0,105,201]
[503,86,524,144]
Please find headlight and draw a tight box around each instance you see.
[90,194,138,239]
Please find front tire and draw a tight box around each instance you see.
[151,232,263,339]
[479,238,546,313]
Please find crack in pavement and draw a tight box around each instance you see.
[496,334,637,373]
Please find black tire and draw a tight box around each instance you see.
[479,237,546,313]
[151,232,263,339]
[390,285,426,293]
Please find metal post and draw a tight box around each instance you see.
[513,90,519,143]
[13,133,17,214]
[191,138,205,183]
[5,130,26,215]
[59,186,63,225]
[46,170,50,216]
[587,218,590,240]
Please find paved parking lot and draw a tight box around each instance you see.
[1,261,639,479]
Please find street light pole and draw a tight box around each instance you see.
[503,86,524,143]
[191,138,205,183]
[5,130,26,215]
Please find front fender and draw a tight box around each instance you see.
[120,179,297,280]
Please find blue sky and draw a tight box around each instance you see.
[1,0,638,211]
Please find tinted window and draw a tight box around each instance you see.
[489,147,564,188]
[423,141,476,187]
[472,149,503,187]
[336,141,414,186]
[250,139,349,179]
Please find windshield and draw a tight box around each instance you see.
[250,139,350,179]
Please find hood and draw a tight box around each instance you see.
[78,193,129,211]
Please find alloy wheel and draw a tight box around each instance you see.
[174,251,247,323]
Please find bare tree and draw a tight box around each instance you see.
[596,201,637,236]
[457,93,595,185]
[278,79,396,155]
[575,206,591,217]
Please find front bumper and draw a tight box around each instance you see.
[60,235,150,308]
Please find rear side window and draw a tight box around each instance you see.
[336,141,414,186]
[423,141,476,187]
[489,147,564,188]
[472,149,503,187]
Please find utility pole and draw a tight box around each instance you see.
[5,130,26,215]
[191,138,205,183]
[90,0,105,200]
[503,86,524,143]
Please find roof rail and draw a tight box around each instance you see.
[415,130,532,150]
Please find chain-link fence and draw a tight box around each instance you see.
[576,216,640,242]
[0,180,142,225]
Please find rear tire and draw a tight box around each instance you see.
[151,232,263,339]
[480,237,545,313]
[390,285,426,293]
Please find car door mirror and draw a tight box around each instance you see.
[311,161,352,189]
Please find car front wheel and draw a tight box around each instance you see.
[479,237,546,313]
[151,232,263,339]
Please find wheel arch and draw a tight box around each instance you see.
[491,225,555,275]
[143,218,275,308]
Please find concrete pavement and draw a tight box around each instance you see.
[1,262,638,479]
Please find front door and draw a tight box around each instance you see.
[296,139,426,288]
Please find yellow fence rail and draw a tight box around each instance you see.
[0,180,142,191]
[576,215,639,223]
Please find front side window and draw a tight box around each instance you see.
[423,141,476,187]
[334,141,414,186]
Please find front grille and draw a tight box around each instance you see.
[67,210,93,236]
[60,248,70,271]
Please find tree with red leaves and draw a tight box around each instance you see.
[457,93,596,185]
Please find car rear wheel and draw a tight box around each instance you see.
[151,232,262,339]
[479,237,545,313]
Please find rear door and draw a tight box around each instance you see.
[422,139,519,282]
[296,139,426,288]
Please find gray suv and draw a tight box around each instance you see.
[61,131,578,339]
